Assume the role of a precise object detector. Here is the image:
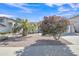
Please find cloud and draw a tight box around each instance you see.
[45,3,65,7]
[0,14,14,17]
[45,3,54,7]
[5,3,33,13]
[68,3,79,10]
[69,3,79,8]
[60,13,74,17]
[45,3,79,8]
[58,6,71,13]
[56,3,79,16]
[57,11,79,18]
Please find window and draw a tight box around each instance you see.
[0,19,4,22]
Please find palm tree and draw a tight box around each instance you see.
[12,18,30,36]
[21,20,29,36]
[28,23,37,33]
[12,18,38,36]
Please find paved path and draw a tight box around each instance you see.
[62,36,79,45]
[0,47,24,56]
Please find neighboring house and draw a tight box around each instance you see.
[68,15,79,33]
[0,17,16,33]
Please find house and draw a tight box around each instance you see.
[68,15,79,33]
[0,17,16,33]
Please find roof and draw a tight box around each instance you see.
[0,17,16,22]
[0,23,6,27]
[69,15,79,23]
[69,15,79,19]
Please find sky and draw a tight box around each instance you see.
[0,3,79,22]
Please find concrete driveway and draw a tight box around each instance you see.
[62,33,79,45]
[0,47,24,56]
[62,36,79,45]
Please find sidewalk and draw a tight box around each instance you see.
[62,35,79,45]
[0,47,24,56]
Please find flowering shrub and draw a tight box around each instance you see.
[40,16,69,40]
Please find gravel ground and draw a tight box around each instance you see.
[0,33,79,56]
[0,33,73,47]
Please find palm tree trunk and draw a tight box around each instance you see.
[22,28,26,36]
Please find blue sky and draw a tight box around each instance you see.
[0,3,79,22]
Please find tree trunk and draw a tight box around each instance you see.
[53,35,58,40]
[22,28,27,36]
[53,34,61,40]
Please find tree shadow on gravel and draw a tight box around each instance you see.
[16,39,77,56]
[0,35,33,46]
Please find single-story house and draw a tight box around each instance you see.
[0,17,16,33]
[67,15,79,33]
[0,15,79,34]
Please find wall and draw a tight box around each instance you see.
[0,18,15,33]
[69,16,79,33]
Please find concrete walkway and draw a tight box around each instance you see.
[0,47,24,56]
[62,36,79,45]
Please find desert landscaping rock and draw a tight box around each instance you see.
[0,33,79,56]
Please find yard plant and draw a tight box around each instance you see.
[40,16,69,40]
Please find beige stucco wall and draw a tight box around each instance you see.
[0,18,16,33]
[69,16,79,33]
